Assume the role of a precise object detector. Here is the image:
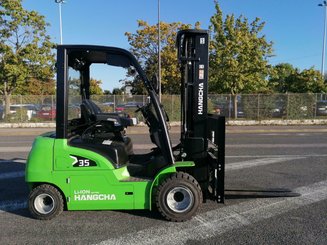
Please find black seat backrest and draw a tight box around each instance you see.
[81,99,101,122]
[88,100,102,114]
[81,99,133,128]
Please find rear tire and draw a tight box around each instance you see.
[28,184,64,220]
[156,172,202,222]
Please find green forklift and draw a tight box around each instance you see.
[25,29,225,222]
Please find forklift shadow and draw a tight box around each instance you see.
[5,207,31,219]
[0,157,27,176]
[224,188,301,199]
[0,158,30,219]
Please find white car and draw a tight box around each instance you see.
[9,104,38,120]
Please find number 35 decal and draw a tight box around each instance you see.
[70,155,97,167]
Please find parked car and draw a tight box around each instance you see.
[212,100,245,118]
[102,102,115,106]
[271,101,287,118]
[212,101,229,116]
[100,102,115,113]
[316,100,327,116]
[9,104,38,121]
[37,104,56,120]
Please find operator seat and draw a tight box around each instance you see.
[79,99,134,156]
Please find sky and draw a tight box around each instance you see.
[23,0,327,91]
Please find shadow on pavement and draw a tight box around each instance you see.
[0,158,30,218]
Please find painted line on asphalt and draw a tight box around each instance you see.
[0,160,26,164]
[0,146,31,153]
[226,154,327,158]
[0,200,27,213]
[96,179,327,245]
[226,157,306,171]
[128,144,327,149]
[0,171,25,180]
[0,140,33,144]
[226,143,327,148]
[258,133,317,136]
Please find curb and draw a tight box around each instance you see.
[226,119,327,126]
[0,122,56,128]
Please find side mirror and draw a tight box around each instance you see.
[151,74,159,94]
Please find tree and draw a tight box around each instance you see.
[0,0,55,116]
[285,68,326,93]
[103,90,112,95]
[112,88,124,95]
[209,1,273,117]
[89,78,103,95]
[268,63,297,93]
[298,69,327,93]
[15,78,55,95]
[125,20,198,94]
[269,64,327,93]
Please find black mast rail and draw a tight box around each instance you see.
[177,29,225,203]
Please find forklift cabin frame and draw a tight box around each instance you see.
[55,45,174,166]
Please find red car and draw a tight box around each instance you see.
[37,104,56,120]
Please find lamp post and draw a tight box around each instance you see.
[319,1,327,77]
[158,0,162,102]
[55,0,65,44]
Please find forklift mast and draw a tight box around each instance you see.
[177,29,225,203]
[177,29,209,152]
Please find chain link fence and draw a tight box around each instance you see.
[0,93,327,123]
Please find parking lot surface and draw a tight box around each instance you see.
[0,126,326,244]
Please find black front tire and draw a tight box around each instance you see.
[28,184,64,220]
[156,172,202,222]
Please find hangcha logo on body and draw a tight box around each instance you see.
[73,190,116,201]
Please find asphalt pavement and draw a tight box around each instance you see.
[0,125,326,244]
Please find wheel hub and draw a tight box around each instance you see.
[34,193,55,214]
[166,186,194,213]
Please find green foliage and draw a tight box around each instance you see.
[269,63,327,93]
[209,2,273,95]
[294,69,326,93]
[103,90,112,95]
[161,95,181,121]
[89,78,103,95]
[112,88,124,95]
[208,2,274,118]
[268,63,296,93]
[241,94,279,119]
[3,108,28,122]
[286,93,316,119]
[125,20,197,94]
[0,0,55,116]
[15,78,55,95]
